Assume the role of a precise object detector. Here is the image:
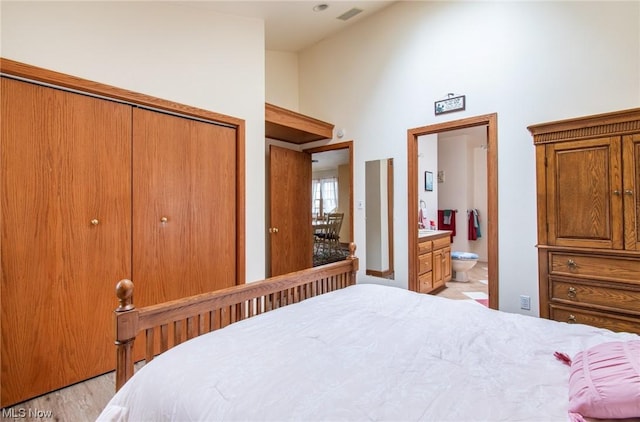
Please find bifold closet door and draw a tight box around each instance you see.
[132,108,237,307]
[0,78,132,407]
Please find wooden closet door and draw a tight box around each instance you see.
[0,78,132,406]
[133,108,237,307]
[545,137,623,250]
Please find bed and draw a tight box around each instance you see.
[98,246,639,421]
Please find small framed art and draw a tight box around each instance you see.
[425,171,433,191]
[434,95,465,115]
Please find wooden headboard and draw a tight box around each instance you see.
[113,244,359,390]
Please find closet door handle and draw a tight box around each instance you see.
[91,219,100,226]
[160,217,168,223]
[624,189,633,195]
[613,190,621,195]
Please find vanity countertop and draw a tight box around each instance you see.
[418,230,451,240]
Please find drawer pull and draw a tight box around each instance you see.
[567,314,577,324]
[567,287,577,299]
[566,259,578,269]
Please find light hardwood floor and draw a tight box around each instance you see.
[1,371,115,421]
[1,263,489,421]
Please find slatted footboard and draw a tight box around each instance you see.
[113,243,358,391]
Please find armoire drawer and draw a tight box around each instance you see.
[432,236,450,250]
[549,252,640,285]
[418,240,433,255]
[418,252,433,275]
[549,304,640,335]
[418,271,433,293]
[550,278,640,315]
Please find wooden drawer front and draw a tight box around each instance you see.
[550,279,640,315]
[418,240,433,254]
[418,253,433,275]
[418,272,433,293]
[549,253,640,285]
[432,236,450,250]
[549,304,640,335]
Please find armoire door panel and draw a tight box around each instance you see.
[623,134,640,250]
[1,78,132,406]
[546,137,623,249]
[133,108,237,307]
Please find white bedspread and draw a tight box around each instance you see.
[98,284,638,422]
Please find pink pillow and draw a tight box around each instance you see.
[567,340,640,422]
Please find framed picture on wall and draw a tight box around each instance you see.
[425,171,433,191]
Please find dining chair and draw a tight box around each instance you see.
[315,213,343,258]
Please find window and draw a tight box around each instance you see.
[312,177,338,218]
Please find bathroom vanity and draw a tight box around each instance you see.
[417,230,452,294]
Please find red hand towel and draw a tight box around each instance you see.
[437,210,456,242]
[468,210,477,240]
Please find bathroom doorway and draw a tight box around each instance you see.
[407,114,498,309]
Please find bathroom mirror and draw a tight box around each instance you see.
[365,158,394,279]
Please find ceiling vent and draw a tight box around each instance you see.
[336,8,363,21]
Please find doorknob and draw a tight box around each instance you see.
[269,227,279,233]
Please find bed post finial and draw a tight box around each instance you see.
[348,243,359,286]
[115,279,136,391]
[116,279,134,312]
[348,242,357,259]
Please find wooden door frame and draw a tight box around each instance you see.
[407,114,498,309]
[304,141,354,244]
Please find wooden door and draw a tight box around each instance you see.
[546,137,623,249]
[269,145,312,276]
[0,78,132,406]
[442,247,452,282]
[133,108,237,307]
[433,249,444,289]
[623,134,640,250]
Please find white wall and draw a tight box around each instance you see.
[1,1,267,282]
[417,134,438,227]
[436,133,488,262]
[471,145,488,261]
[266,50,299,110]
[298,1,640,314]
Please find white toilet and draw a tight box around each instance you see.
[451,251,479,282]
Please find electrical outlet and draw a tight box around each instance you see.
[519,295,531,310]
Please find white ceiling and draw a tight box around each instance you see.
[312,149,349,171]
[182,1,396,52]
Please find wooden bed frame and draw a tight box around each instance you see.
[113,244,359,391]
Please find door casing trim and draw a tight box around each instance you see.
[304,141,354,244]
[407,114,498,309]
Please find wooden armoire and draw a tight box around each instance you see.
[0,59,245,407]
[528,108,640,334]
